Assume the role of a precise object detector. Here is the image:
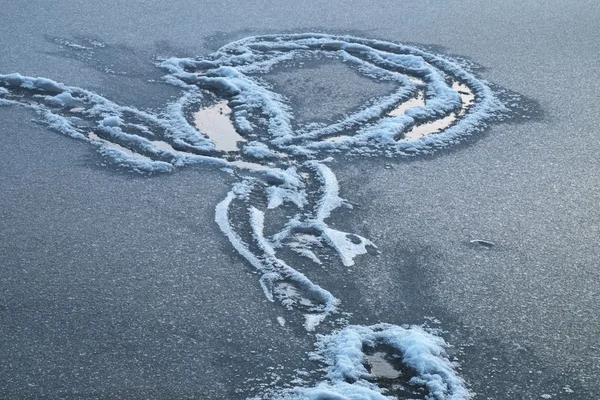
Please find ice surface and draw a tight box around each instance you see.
[2,0,599,397]
[0,33,509,399]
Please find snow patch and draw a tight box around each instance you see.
[264,324,469,400]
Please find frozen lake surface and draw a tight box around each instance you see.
[1,1,599,399]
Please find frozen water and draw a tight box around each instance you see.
[0,31,545,400]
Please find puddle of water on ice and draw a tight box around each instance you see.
[388,95,425,117]
[365,352,401,379]
[399,81,475,140]
[403,113,457,140]
[193,100,246,152]
[453,81,475,116]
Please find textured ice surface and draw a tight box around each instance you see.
[3,0,600,397]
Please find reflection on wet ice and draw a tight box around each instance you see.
[393,81,475,140]
[365,352,401,379]
[193,101,246,152]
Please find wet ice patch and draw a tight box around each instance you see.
[365,352,402,379]
[193,100,246,152]
[401,81,475,140]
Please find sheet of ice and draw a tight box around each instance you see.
[0,33,511,397]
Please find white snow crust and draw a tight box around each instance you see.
[263,324,469,400]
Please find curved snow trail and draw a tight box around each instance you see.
[0,33,510,399]
[214,174,342,331]
[161,33,505,157]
